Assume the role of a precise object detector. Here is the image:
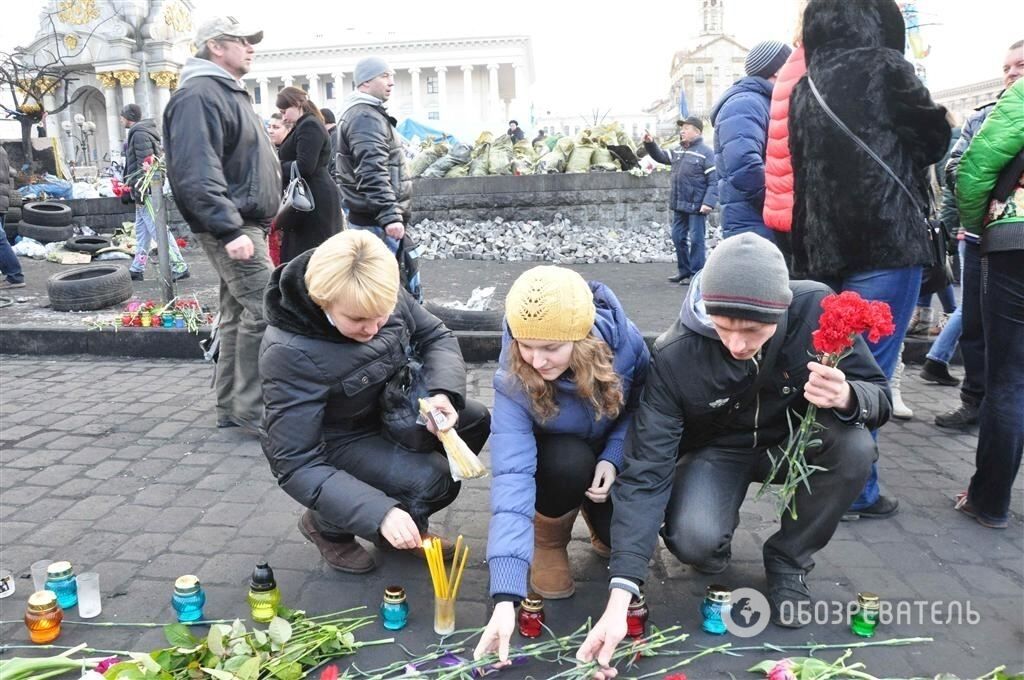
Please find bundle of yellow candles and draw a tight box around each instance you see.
[418,398,488,480]
[424,535,469,601]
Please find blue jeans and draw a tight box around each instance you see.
[671,211,707,278]
[968,250,1024,521]
[822,266,922,510]
[0,217,24,284]
[959,241,986,407]
[130,205,187,274]
[917,284,956,314]
[927,240,966,365]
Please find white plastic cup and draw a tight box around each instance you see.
[0,569,14,599]
[31,560,51,592]
[77,572,102,618]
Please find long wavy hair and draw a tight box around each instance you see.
[508,333,623,422]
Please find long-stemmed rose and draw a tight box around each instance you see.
[757,291,895,519]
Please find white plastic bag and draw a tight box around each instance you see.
[12,237,46,259]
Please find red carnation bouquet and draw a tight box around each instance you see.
[757,291,895,519]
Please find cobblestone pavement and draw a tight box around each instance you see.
[0,357,1021,678]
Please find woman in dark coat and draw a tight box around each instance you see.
[276,86,342,263]
[260,230,491,573]
[788,0,951,517]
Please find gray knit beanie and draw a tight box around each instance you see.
[701,233,792,323]
[354,56,393,87]
[744,40,792,79]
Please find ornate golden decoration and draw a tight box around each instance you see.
[57,0,100,26]
[163,2,192,33]
[150,71,178,88]
[113,70,140,87]
[63,34,80,51]
[96,72,119,89]
[18,102,42,114]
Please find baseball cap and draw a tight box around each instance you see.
[194,16,263,49]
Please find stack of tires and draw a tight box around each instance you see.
[4,191,21,244]
[19,201,74,243]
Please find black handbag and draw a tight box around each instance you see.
[807,76,946,270]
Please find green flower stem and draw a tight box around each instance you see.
[0,618,235,627]
[631,643,732,678]
[0,644,132,655]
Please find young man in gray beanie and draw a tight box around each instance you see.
[576,234,892,668]
[335,56,420,300]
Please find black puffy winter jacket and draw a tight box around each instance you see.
[259,249,467,537]
[163,58,281,243]
[124,119,161,202]
[335,94,411,228]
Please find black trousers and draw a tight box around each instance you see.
[535,432,613,547]
[661,410,875,575]
[312,399,491,539]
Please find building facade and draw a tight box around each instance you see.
[243,35,534,142]
[930,77,1003,126]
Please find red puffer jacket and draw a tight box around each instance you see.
[763,46,805,233]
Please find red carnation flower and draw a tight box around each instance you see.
[319,666,338,680]
[812,292,894,362]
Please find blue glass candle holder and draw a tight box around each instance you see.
[380,586,409,631]
[172,575,206,623]
[700,584,731,635]
[44,561,78,610]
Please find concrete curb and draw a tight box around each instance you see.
[0,324,939,365]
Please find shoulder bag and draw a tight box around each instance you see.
[279,162,315,216]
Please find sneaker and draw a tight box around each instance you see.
[298,511,376,573]
[919,359,961,387]
[935,403,979,430]
[766,571,811,628]
[130,270,144,281]
[173,270,191,281]
[954,491,1008,529]
[0,280,26,290]
[842,495,899,521]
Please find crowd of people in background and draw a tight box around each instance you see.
[89,1,1024,676]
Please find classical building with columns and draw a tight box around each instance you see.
[18,0,195,165]
[930,77,1003,126]
[243,35,534,141]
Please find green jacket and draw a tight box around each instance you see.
[957,79,1024,248]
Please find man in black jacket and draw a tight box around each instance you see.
[336,57,420,299]
[121,104,189,282]
[576,235,891,674]
[164,16,281,434]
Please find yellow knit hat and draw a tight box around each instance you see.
[505,266,596,342]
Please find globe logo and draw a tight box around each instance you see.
[722,587,771,638]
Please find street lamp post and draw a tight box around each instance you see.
[61,113,97,173]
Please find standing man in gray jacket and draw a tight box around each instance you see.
[164,17,281,435]
[335,57,420,300]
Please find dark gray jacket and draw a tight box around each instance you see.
[608,277,892,584]
[335,94,411,228]
[259,249,467,537]
[163,58,281,243]
[124,118,161,201]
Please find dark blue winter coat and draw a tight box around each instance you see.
[644,137,719,213]
[709,76,774,235]
[486,281,650,599]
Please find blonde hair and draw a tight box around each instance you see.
[305,230,399,317]
[508,334,623,422]
[794,0,809,46]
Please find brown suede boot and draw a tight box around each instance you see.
[581,507,611,559]
[529,509,578,599]
[298,510,376,574]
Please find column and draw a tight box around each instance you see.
[332,72,346,102]
[258,77,271,118]
[283,75,294,88]
[409,67,421,118]
[97,72,122,154]
[434,66,447,122]
[113,70,139,107]
[306,73,321,103]
[150,71,177,122]
[486,63,501,124]
[511,63,529,128]
[461,64,474,124]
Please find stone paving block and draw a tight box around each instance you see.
[177,452,223,467]
[237,511,300,537]
[0,424,42,441]
[200,501,258,527]
[954,564,1024,595]
[47,434,100,450]
[50,477,105,497]
[149,506,204,532]
[6,448,69,469]
[62,446,119,465]
[1,520,35,543]
[0,466,34,489]
[140,552,211,580]
[171,526,239,555]
[200,552,264,585]
[19,519,96,548]
[126,457,176,478]
[2,484,54,506]
[116,533,179,562]
[176,488,230,509]
[146,420,191,439]
[194,473,240,491]
[158,464,213,484]
[111,444,155,460]
[64,494,127,520]
[83,459,132,479]
[87,559,144,595]
[132,483,186,506]
[92,504,163,533]
[10,497,75,522]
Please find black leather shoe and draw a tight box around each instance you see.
[767,571,811,628]
[935,403,979,429]
[919,359,960,386]
[130,270,144,281]
[841,495,899,521]
[216,417,239,429]
[667,274,687,283]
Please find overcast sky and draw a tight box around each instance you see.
[0,0,1017,115]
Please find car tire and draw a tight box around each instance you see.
[23,201,73,227]
[47,265,133,312]
[423,300,504,331]
[17,221,75,243]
